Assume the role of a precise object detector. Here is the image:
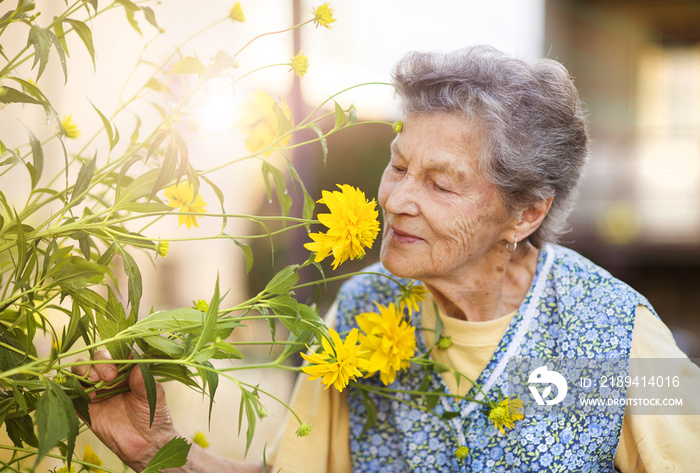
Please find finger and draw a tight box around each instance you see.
[92,349,119,383]
[127,363,147,400]
[127,364,167,408]
[71,357,89,377]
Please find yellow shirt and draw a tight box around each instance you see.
[272,299,700,473]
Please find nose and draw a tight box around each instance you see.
[381,175,420,216]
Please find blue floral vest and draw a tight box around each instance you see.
[335,244,656,472]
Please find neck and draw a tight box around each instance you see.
[424,241,540,322]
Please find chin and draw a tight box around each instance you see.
[380,248,422,280]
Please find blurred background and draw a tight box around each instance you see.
[1,0,699,469]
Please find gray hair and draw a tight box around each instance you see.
[391,45,589,247]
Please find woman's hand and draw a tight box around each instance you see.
[72,350,177,471]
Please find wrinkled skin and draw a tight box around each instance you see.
[378,113,550,321]
[73,351,264,472]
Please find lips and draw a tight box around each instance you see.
[389,226,424,243]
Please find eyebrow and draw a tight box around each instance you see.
[391,141,467,182]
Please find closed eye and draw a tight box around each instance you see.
[432,181,452,193]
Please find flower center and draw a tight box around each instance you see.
[489,406,507,422]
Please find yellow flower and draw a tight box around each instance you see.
[487,397,524,434]
[82,444,104,472]
[237,91,292,156]
[194,299,209,312]
[301,328,369,392]
[229,2,245,22]
[304,185,380,270]
[454,445,469,459]
[312,2,336,29]
[393,120,403,133]
[56,465,76,473]
[156,241,169,257]
[295,422,313,437]
[290,51,309,77]
[60,114,81,139]
[192,431,210,448]
[356,303,416,385]
[396,282,427,315]
[164,181,207,229]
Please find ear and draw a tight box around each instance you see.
[511,196,553,242]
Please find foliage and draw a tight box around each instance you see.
[0,1,523,470]
[0,1,385,470]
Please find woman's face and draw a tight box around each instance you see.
[378,113,514,284]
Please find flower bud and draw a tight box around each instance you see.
[156,241,169,257]
[437,336,452,350]
[454,445,469,459]
[296,422,313,437]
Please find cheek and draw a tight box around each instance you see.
[430,201,491,254]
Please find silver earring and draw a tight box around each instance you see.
[505,238,518,254]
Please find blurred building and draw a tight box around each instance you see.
[545,0,700,356]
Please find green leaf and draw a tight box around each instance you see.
[234,239,254,274]
[49,256,107,292]
[62,376,91,426]
[90,100,117,151]
[141,437,191,473]
[210,339,244,360]
[238,390,259,456]
[26,24,52,80]
[47,24,68,82]
[441,410,460,421]
[69,156,96,205]
[144,78,172,95]
[149,363,198,388]
[140,335,183,357]
[333,100,345,130]
[117,244,143,322]
[114,0,142,35]
[35,380,79,466]
[65,19,95,69]
[141,6,160,30]
[14,210,27,280]
[0,326,29,373]
[150,137,178,200]
[0,86,41,105]
[195,276,220,353]
[8,77,59,121]
[94,287,130,360]
[359,390,378,435]
[27,128,43,188]
[133,351,157,427]
[284,157,315,223]
[263,265,299,295]
[348,104,358,124]
[309,123,328,165]
[133,308,241,334]
[261,161,292,216]
[167,56,207,75]
[197,360,218,427]
[53,19,69,57]
[273,96,293,140]
[120,201,172,213]
[116,168,165,207]
[96,241,117,266]
[5,415,38,448]
[199,174,226,232]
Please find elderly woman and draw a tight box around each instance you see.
[80,46,697,472]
